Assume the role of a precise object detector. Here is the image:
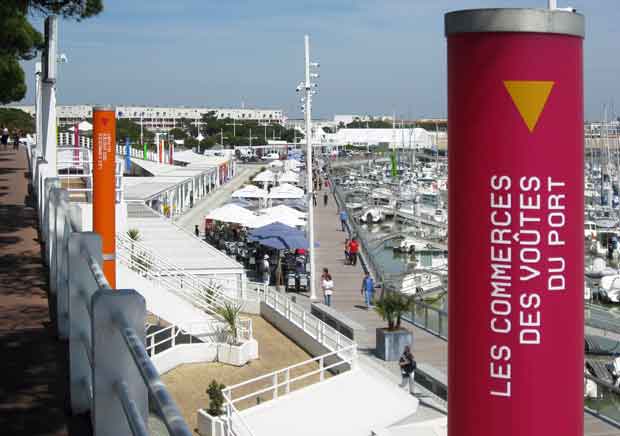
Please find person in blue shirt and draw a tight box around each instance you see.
[339,209,348,231]
[360,272,375,309]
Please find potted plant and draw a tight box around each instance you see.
[197,380,227,436]
[374,291,413,361]
[215,301,258,366]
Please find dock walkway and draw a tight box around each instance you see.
[0,146,90,435]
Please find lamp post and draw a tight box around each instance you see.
[297,34,320,300]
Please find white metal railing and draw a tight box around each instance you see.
[38,178,192,435]
[260,287,356,355]
[222,344,358,436]
[117,233,237,312]
[145,318,253,358]
[56,146,124,202]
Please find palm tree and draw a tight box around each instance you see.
[215,301,244,345]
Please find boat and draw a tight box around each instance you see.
[359,207,383,224]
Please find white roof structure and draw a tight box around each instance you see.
[279,170,300,184]
[232,185,268,199]
[268,183,304,200]
[322,128,435,149]
[254,169,276,183]
[173,150,230,168]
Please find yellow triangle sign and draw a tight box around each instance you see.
[503,80,555,133]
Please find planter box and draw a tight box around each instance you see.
[217,339,258,366]
[375,328,412,361]
[197,409,227,436]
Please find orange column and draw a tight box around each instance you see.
[92,106,116,287]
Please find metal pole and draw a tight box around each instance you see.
[305,34,317,300]
[548,0,557,9]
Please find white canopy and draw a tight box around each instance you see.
[279,170,300,184]
[260,205,306,228]
[232,184,268,199]
[78,120,93,132]
[268,160,284,168]
[206,204,257,226]
[254,169,276,183]
[285,159,301,172]
[268,183,305,200]
[206,204,274,228]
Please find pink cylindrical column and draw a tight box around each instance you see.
[446,9,584,436]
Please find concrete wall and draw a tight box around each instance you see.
[260,302,349,374]
[152,343,218,374]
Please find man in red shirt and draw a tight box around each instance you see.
[349,238,359,266]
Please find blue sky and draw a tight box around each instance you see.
[18,0,620,120]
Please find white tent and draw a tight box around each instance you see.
[262,205,306,219]
[260,205,306,228]
[279,170,300,184]
[285,159,301,172]
[206,204,257,226]
[268,160,284,168]
[268,183,304,200]
[253,169,276,183]
[232,185,268,199]
[78,120,93,132]
[206,204,274,228]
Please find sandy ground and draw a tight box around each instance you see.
[162,315,331,431]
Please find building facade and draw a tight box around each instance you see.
[9,105,284,132]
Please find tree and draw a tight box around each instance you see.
[0,108,35,133]
[116,118,154,144]
[0,1,103,104]
[168,128,187,141]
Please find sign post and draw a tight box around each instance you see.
[446,8,584,436]
[92,106,117,287]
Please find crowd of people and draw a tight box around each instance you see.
[1,127,21,151]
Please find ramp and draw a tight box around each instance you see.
[240,366,419,436]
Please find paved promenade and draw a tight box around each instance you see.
[0,146,90,435]
[295,181,617,436]
[175,163,261,233]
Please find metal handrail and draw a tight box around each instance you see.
[116,315,193,436]
[222,344,357,407]
[116,234,236,314]
[117,232,237,306]
[116,245,223,316]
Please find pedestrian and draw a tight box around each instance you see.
[398,345,416,394]
[344,238,350,265]
[1,127,8,150]
[312,192,317,206]
[321,267,334,306]
[349,238,359,266]
[339,209,348,231]
[12,130,20,151]
[360,271,375,308]
[194,224,200,237]
[323,191,328,206]
[261,254,271,286]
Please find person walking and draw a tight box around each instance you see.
[262,254,271,287]
[194,224,200,237]
[323,191,329,206]
[344,238,350,265]
[12,130,20,151]
[1,127,8,150]
[321,267,334,306]
[398,345,416,394]
[360,272,375,309]
[349,238,359,266]
[339,209,348,231]
[312,192,317,207]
